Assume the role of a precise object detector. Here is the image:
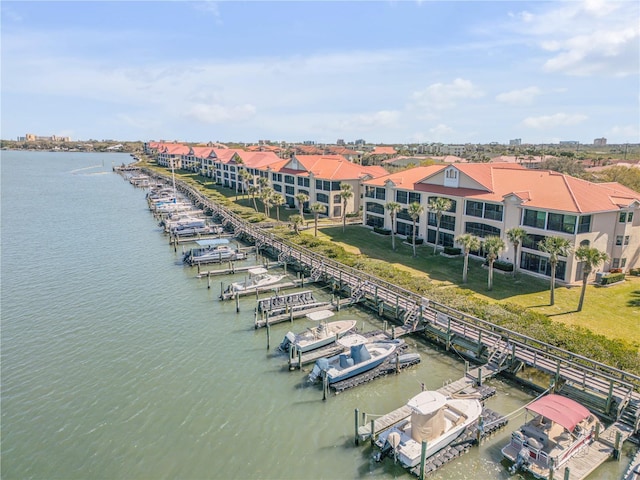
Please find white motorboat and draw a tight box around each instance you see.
[375,390,482,468]
[308,335,402,384]
[183,239,245,265]
[227,267,286,293]
[279,318,357,353]
[501,394,601,479]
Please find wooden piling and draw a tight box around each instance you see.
[419,440,427,480]
[235,292,240,313]
[354,409,360,446]
[370,419,375,447]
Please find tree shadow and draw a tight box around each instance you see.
[627,290,640,307]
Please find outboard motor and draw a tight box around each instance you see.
[509,447,530,474]
[279,332,296,351]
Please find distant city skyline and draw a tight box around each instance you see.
[2,1,639,145]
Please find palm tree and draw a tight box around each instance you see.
[238,168,253,200]
[574,246,608,312]
[310,202,324,237]
[247,185,260,212]
[484,236,505,291]
[259,187,273,217]
[289,214,304,234]
[271,193,285,222]
[506,227,528,277]
[538,236,573,305]
[455,233,480,284]
[384,201,402,251]
[258,176,269,192]
[407,201,424,257]
[295,193,309,220]
[339,183,353,233]
[428,197,452,255]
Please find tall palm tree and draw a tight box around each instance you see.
[538,236,573,306]
[506,227,528,277]
[258,176,269,192]
[247,185,260,212]
[339,183,353,233]
[238,168,253,200]
[295,192,309,220]
[310,202,324,237]
[455,233,480,284]
[407,201,424,257]
[574,246,608,312]
[260,187,273,218]
[384,201,402,251]
[484,236,505,291]
[428,197,452,255]
[271,193,285,222]
[289,214,304,235]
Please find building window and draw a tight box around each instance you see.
[366,214,384,228]
[523,209,546,229]
[625,236,630,245]
[273,184,282,192]
[428,197,457,212]
[395,221,414,237]
[284,175,295,185]
[333,205,342,217]
[272,173,282,182]
[297,177,310,187]
[622,258,627,268]
[428,213,455,231]
[316,193,328,203]
[427,229,454,247]
[628,212,634,223]
[285,186,295,195]
[484,203,504,222]
[577,215,591,234]
[396,191,409,204]
[366,202,384,215]
[333,194,342,203]
[619,212,627,222]
[547,213,576,234]
[616,235,623,246]
[612,258,620,268]
[465,222,500,238]
[397,209,418,222]
[408,192,422,204]
[465,200,484,218]
[520,252,566,280]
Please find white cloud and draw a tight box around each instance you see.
[510,0,640,76]
[522,113,588,129]
[335,110,401,131]
[411,79,484,110]
[608,124,640,139]
[429,123,454,140]
[495,87,542,106]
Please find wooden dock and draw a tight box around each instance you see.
[356,377,497,441]
[558,422,634,480]
[623,445,640,480]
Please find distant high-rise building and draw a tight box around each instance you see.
[594,137,607,146]
[336,139,345,146]
[559,141,579,146]
[509,138,522,146]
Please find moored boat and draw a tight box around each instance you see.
[374,390,482,468]
[308,335,402,384]
[279,319,357,353]
[226,267,286,293]
[183,239,245,265]
[501,394,601,479]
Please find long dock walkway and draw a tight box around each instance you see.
[140,167,640,434]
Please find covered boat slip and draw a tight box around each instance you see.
[182,238,248,265]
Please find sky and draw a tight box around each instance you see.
[1,1,639,145]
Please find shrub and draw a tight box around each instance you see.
[630,268,640,276]
[444,247,461,255]
[412,238,424,245]
[601,272,625,285]
[483,260,514,272]
[373,227,391,235]
[610,268,623,274]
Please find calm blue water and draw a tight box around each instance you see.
[1,150,632,479]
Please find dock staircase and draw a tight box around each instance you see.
[349,282,367,304]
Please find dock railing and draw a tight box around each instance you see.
[148,170,640,419]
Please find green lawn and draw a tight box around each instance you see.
[159,170,640,347]
[315,225,640,346]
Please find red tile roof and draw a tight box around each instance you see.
[277,155,387,181]
[365,163,640,213]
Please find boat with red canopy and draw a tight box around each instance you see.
[501,394,601,479]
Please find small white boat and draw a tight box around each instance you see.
[501,394,601,479]
[183,239,245,265]
[375,390,482,468]
[308,335,402,384]
[279,319,357,353]
[228,267,286,293]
